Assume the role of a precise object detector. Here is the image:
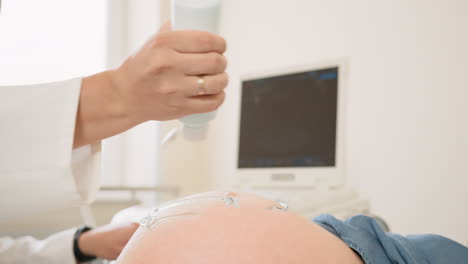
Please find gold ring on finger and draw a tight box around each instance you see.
[197,77,207,95]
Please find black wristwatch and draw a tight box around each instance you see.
[73,225,97,263]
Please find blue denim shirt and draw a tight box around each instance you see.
[313,214,468,264]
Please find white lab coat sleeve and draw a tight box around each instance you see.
[0,229,77,264]
[0,79,102,222]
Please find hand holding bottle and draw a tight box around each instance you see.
[75,22,227,148]
[109,24,228,123]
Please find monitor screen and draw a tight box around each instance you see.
[238,67,339,169]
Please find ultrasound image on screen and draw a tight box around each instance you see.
[238,67,338,168]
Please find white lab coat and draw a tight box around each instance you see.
[0,229,77,264]
[0,79,101,263]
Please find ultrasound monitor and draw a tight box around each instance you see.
[236,62,346,187]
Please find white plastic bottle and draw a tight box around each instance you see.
[172,0,223,140]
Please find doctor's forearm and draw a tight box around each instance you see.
[73,71,139,149]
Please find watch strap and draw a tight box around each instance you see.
[73,225,97,262]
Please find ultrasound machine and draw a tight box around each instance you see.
[234,61,370,220]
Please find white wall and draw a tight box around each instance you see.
[200,0,468,243]
[0,0,107,84]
